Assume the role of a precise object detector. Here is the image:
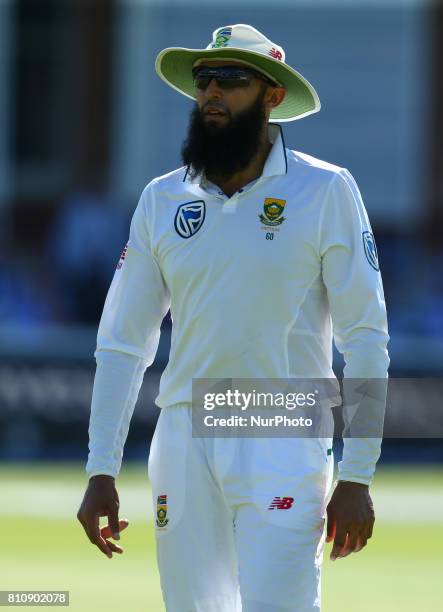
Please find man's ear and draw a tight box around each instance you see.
[268,87,286,109]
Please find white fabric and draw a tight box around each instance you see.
[86,123,389,484]
[205,24,285,62]
[86,350,148,478]
[338,437,383,485]
[148,405,334,611]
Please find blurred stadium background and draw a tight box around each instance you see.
[0,0,442,610]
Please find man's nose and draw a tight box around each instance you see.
[204,78,223,97]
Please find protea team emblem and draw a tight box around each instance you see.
[211,27,233,48]
[362,231,379,271]
[156,494,169,527]
[174,200,205,239]
[259,198,286,226]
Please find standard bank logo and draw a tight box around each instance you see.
[174,200,206,239]
[362,231,379,271]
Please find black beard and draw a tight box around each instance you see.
[181,89,267,182]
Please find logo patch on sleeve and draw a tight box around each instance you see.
[174,200,206,239]
[116,243,128,270]
[362,231,379,271]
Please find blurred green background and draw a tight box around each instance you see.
[1,462,442,612]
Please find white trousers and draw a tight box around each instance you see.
[148,405,334,612]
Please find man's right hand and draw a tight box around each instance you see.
[77,475,129,559]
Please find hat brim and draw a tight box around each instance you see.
[155,47,320,122]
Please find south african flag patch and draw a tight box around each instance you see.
[156,494,169,528]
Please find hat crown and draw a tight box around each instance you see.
[206,24,285,64]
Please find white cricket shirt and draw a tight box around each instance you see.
[86,124,389,483]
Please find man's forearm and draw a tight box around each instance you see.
[86,350,148,478]
[337,375,387,485]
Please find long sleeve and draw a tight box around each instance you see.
[85,185,171,477]
[86,350,148,477]
[96,185,171,361]
[320,169,390,485]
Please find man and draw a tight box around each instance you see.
[77,24,389,611]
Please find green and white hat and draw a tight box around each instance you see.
[155,24,321,122]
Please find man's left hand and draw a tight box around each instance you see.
[326,480,375,561]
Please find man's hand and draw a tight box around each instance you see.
[326,480,375,561]
[77,475,129,559]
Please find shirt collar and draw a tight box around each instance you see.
[183,123,288,185]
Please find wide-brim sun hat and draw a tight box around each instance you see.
[155,24,320,123]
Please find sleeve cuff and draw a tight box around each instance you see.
[337,437,382,486]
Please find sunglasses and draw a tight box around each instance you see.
[192,66,278,91]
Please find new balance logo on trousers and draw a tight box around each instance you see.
[268,496,295,510]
